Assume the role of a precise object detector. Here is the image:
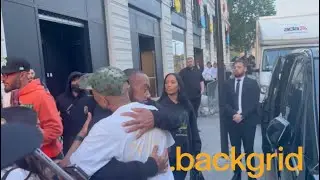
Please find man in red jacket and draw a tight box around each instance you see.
[1,57,63,159]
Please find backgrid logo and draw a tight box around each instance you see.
[170,146,303,178]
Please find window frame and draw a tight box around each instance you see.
[280,55,305,120]
[171,0,186,15]
[192,0,201,26]
[301,59,319,175]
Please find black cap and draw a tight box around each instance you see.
[1,123,43,169]
[1,57,31,74]
[1,106,38,126]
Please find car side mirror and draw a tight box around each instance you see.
[266,115,291,149]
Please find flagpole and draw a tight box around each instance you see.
[214,0,229,155]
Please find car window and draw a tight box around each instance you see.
[262,47,318,72]
[280,56,306,149]
[281,56,305,123]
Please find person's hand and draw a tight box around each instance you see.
[150,145,169,173]
[233,113,242,123]
[78,112,92,137]
[57,158,70,168]
[121,108,155,138]
[201,89,204,94]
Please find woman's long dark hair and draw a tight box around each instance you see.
[159,73,196,117]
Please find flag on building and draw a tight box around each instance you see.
[210,23,213,32]
[174,0,181,13]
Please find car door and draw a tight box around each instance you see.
[261,56,285,154]
[299,58,319,180]
[279,54,307,180]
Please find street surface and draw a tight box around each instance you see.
[185,114,266,180]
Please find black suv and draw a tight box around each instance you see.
[261,47,319,180]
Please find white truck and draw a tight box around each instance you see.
[255,13,319,102]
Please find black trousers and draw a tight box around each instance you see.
[229,121,256,175]
[190,97,201,118]
[170,158,189,180]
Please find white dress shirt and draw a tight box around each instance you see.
[211,67,217,79]
[202,67,217,80]
[234,76,245,114]
[70,102,175,180]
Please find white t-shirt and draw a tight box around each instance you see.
[1,167,40,180]
[70,102,175,180]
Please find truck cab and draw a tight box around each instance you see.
[256,13,319,102]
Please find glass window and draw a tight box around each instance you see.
[281,57,305,128]
[262,48,295,71]
[192,0,201,24]
[171,0,186,15]
[262,47,318,72]
[172,27,186,73]
[172,40,185,72]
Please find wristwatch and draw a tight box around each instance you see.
[74,135,84,142]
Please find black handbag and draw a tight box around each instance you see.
[190,168,205,180]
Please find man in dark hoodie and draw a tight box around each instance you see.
[56,71,87,155]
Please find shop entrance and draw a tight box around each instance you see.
[194,48,204,71]
[39,17,91,98]
[138,35,158,97]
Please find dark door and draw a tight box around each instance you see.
[194,48,204,71]
[40,19,88,98]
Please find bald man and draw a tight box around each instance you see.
[128,71,151,103]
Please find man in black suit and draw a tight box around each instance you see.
[223,59,260,180]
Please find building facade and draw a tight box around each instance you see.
[1,0,230,98]
[104,0,230,96]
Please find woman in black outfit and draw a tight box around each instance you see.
[158,73,202,180]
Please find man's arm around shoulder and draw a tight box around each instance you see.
[152,101,182,131]
[91,157,158,180]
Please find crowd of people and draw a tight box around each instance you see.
[0,57,204,180]
[1,55,260,180]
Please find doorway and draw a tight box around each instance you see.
[39,19,91,98]
[194,48,204,71]
[139,35,158,97]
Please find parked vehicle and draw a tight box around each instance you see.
[255,13,319,102]
[261,47,319,180]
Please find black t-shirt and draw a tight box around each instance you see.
[179,67,204,99]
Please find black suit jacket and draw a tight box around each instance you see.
[223,77,260,125]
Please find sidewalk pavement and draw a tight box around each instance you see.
[185,114,270,180]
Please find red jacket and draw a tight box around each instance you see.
[18,79,63,158]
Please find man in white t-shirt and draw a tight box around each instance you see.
[68,66,175,179]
